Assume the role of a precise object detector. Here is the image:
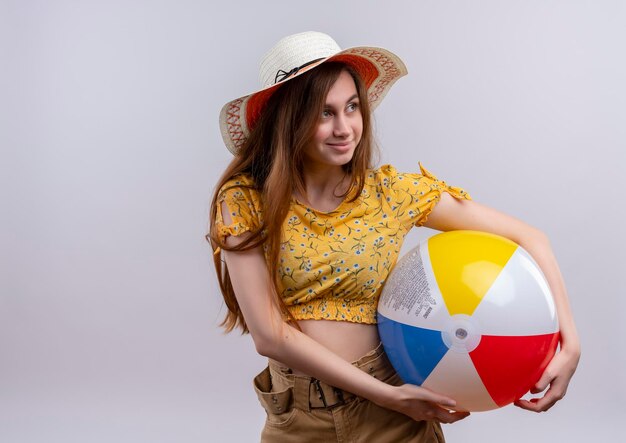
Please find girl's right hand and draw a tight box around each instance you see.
[385,384,471,424]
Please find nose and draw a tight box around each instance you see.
[333,114,350,138]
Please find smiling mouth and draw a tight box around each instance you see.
[327,143,353,155]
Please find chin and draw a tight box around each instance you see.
[330,153,355,167]
[307,146,357,169]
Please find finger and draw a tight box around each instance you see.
[514,399,541,412]
[527,394,557,412]
[515,385,563,413]
[417,387,457,408]
[531,370,554,394]
[435,408,471,424]
[535,383,566,412]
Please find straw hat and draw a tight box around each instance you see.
[219,31,408,154]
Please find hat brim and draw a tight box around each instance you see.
[219,46,408,154]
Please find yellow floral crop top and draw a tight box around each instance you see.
[214,163,471,324]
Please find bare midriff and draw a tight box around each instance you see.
[274,319,381,376]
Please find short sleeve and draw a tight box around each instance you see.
[381,162,472,230]
[214,175,263,244]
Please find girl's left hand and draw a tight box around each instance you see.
[514,346,580,412]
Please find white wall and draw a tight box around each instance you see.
[1,1,624,441]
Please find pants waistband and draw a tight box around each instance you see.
[255,342,397,413]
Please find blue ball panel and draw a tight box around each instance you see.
[378,313,449,385]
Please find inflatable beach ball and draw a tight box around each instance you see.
[377,230,560,411]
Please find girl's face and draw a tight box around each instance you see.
[304,70,363,170]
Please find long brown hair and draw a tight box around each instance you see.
[207,62,377,333]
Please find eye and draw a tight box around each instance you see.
[347,102,359,112]
[321,109,332,118]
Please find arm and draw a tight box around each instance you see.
[423,193,581,412]
[219,203,469,423]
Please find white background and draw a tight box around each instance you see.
[1,1,624,442]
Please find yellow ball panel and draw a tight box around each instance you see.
[429,230,518,316]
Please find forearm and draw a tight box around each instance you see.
[255,319,470,423]
[518,232,580,354]
[256,322,399,408]
[221,244,407,408]
[221,243,464,421]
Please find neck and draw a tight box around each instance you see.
[297,164,351,204]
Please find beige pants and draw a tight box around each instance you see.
[253,343,445,443]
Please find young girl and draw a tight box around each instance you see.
[207,31,579,442]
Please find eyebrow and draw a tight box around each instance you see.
[324,94,359,108]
